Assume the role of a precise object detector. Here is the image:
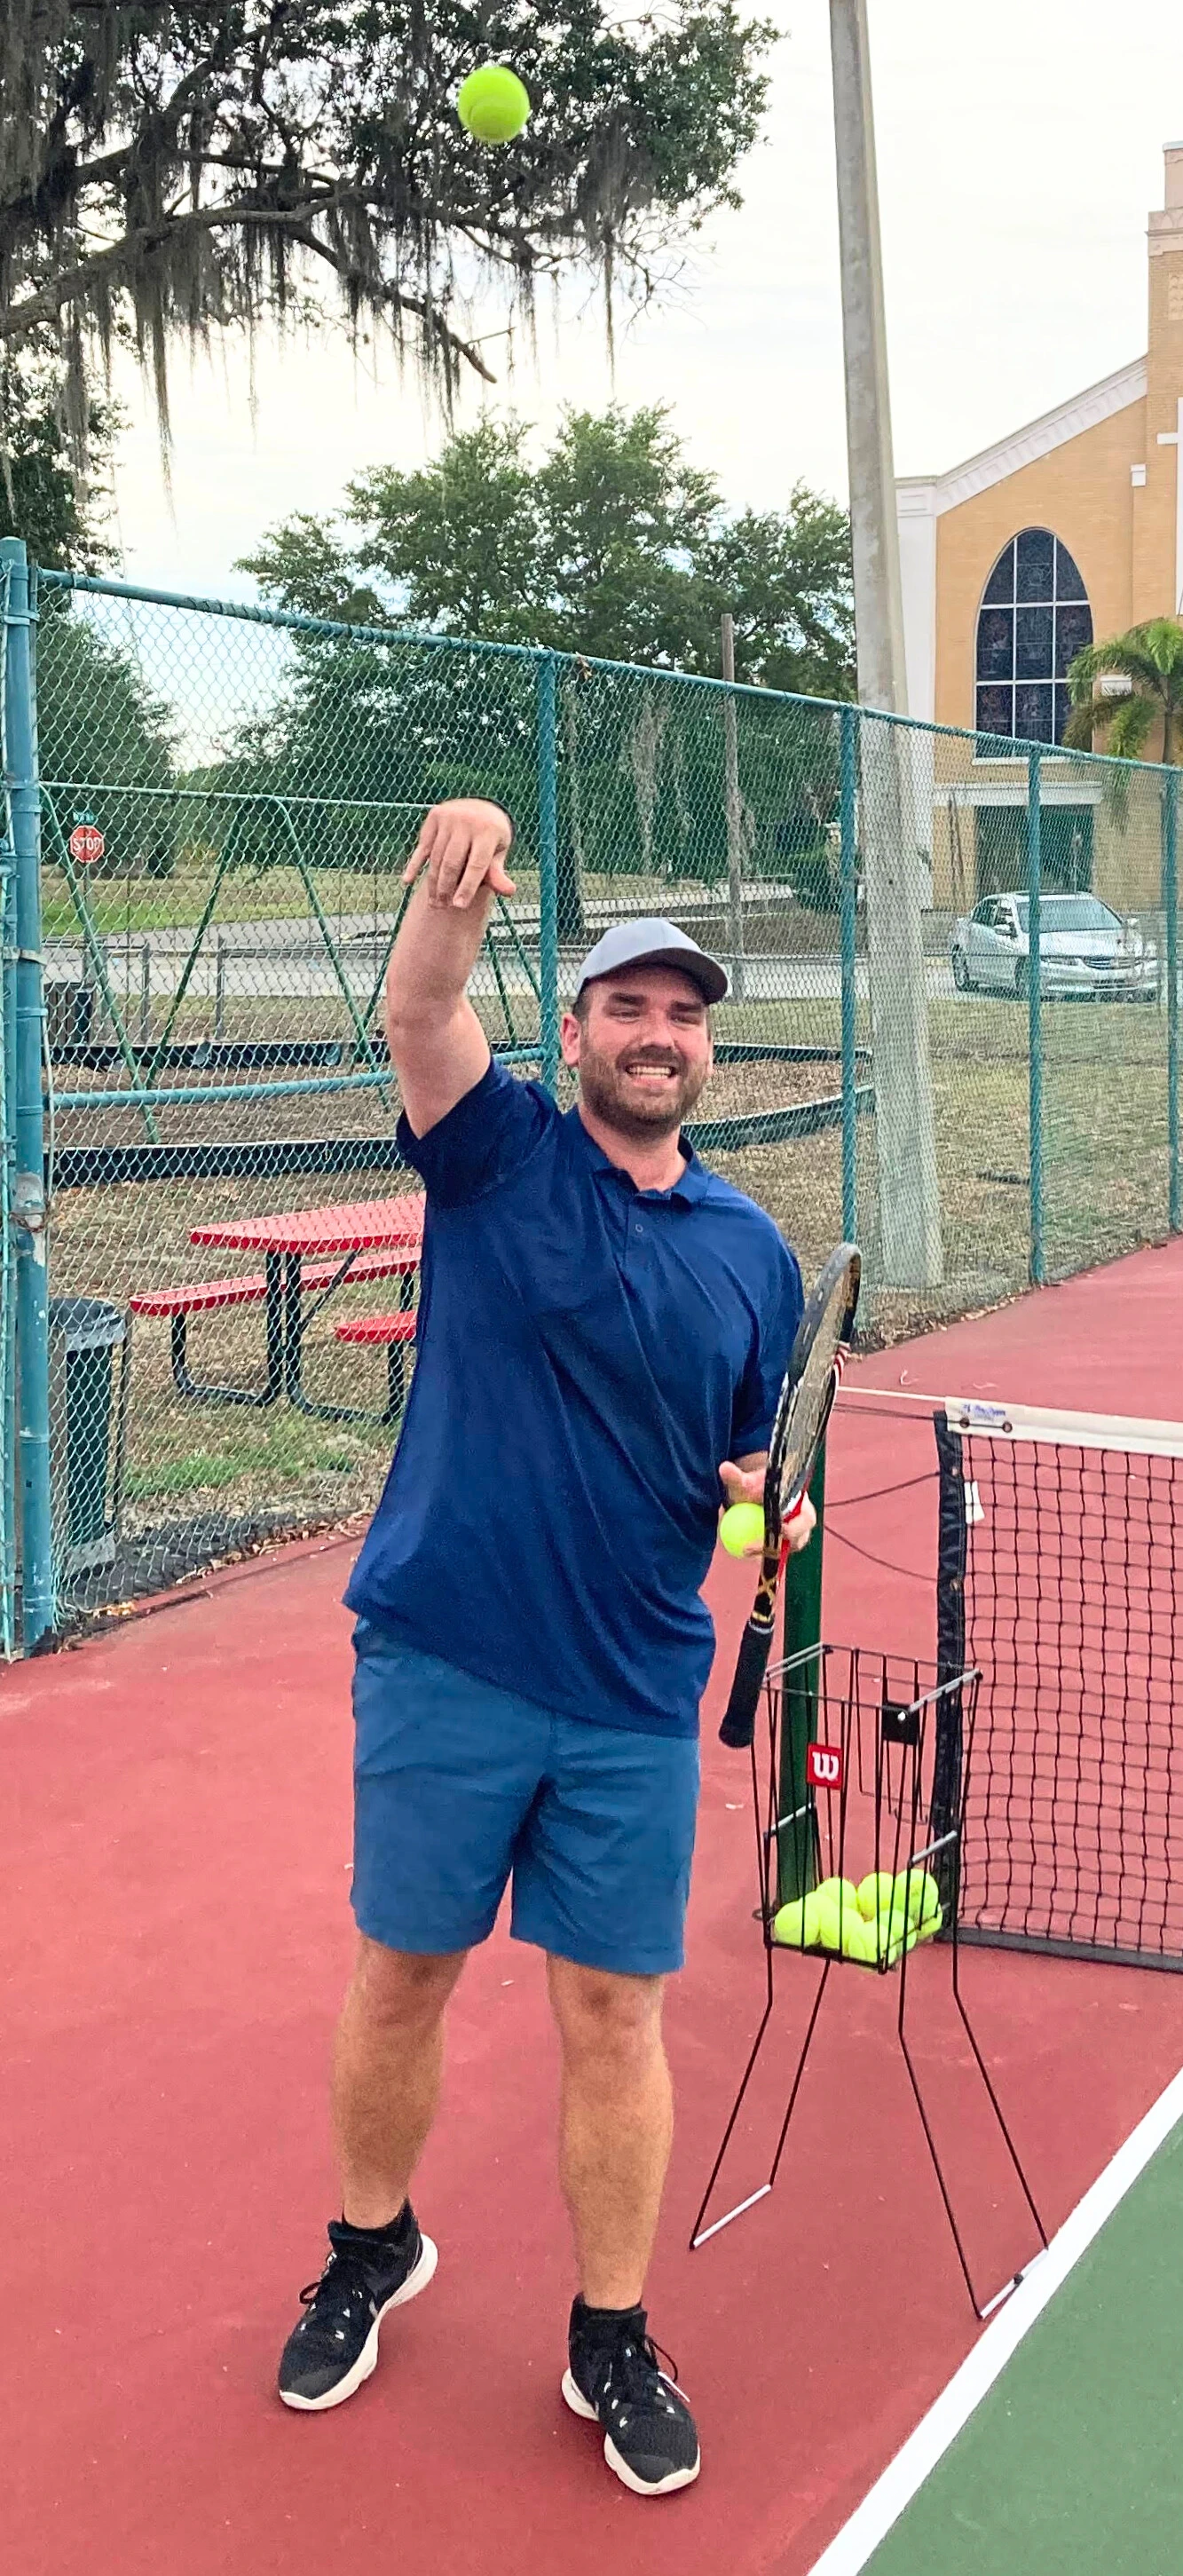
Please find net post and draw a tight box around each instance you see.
[535,652,560,1098]
[1026,748,1045,1285]
[840,704,858,1244]
[930,1409,966,1924]
[1164,767,1179,1234]
[1,538,56,1648]
[777,1446,825,1906]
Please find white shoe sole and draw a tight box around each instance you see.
[280,2234,438,2412]
[561,2366,701,2496]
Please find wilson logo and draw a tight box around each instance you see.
[806,1743,844,1791]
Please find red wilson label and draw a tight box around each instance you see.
[806,1742,844,1792]
[67,824,105,865]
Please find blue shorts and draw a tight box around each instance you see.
[351,1624,700,1976]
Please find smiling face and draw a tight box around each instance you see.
[561,964,714,1142]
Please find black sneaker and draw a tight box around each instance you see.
[278,2209,437,2411]
[562,2298,701,2496]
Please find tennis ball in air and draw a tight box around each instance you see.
[456,64,532,143]
[772,1894,819,1949]
[720,1501,765,1557]
[856,1871,896,1923]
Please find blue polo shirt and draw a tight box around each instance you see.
[345,1060,802,1736]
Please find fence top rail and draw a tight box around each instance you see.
[32,562,1178,785]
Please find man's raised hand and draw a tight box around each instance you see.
[404,799,516,912]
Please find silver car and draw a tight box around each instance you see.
[950,893,1159,1002]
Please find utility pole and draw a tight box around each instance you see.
[830,0,942,1285]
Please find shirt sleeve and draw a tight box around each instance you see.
[397,1057,553,1210]
[730,1236,805,1458]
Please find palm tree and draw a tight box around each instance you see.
[1064,618,1183,763]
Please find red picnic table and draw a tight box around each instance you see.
[179,1194,424,1424]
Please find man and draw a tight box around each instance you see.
[278,796,812,2494]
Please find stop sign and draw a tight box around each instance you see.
[67,823,105,865]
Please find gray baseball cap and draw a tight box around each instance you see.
[572,916,729,1006]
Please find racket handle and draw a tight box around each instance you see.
[719,1620,775,1749]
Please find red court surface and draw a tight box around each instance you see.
[4,1239,1183,2576]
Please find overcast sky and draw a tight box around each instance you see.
[106,0,1183,600]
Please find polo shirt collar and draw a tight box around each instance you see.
[566,1102,712,1205]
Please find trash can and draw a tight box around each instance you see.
[48,1298,130,1578]
[43,980,94,1055]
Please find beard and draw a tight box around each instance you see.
[576,1038,711,1142]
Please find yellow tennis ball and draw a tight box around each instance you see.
[811,1894,845,1952]
[719,1501,765,1558]
[857,1871,896,1923]
[914,1900,944,1944]
[772,1894,819,1948]
[815,1877,860,1916]
[895,1868,942,1930]
[456,64,531,144]
[840,1912,879,1964]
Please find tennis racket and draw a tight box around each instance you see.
[718,1243,861,1750]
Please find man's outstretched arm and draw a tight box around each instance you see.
[385,798,516,1137]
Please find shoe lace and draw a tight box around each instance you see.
[296,2245,375,2343]
[601,2331,683,2425]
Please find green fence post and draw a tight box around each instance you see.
[536,652,560,1097]
[1027,747,1045,1286]
[1,645,14,1655]
[2,540,55,1647]
[1164,767,1179,1233]
[840,704,858,1245]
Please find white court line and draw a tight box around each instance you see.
[803,2059,1183,2576]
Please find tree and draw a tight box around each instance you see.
[348,420,547,642]
[698,486,855,698]
[1,0,773,451]
[536,405,720,666]
[1064,620,1183,764]
[239,406,855,935]
[0,353,115,570]
[241,406,856,692]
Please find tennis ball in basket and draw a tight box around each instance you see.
[895,1868,942,1930]
[856,1871,896,1923]
[840,1913,879,1964]
[456,64,531,143]
[720,1501,765,1557]
[914,1900,944,1944]
[772,1894,819,1948]
[815,1877,860,1916]
[811,1894,846,1952]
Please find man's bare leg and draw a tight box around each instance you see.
[333,1934,467,2227]
[547,1956,672,2307]
[547,1956,698,2495]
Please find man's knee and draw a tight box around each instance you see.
[346,1934,467,2032]
[548,1956,666,2068]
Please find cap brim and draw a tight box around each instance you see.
[580,944,729,1005]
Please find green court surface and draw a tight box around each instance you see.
[826,2105,1183,2576]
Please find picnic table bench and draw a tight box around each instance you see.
[130,1194,423,1423]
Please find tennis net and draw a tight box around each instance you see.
[934,1399,1183,1972]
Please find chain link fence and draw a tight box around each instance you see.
[3,551,1179,1651]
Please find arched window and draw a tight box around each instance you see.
[974,529,1092,746]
